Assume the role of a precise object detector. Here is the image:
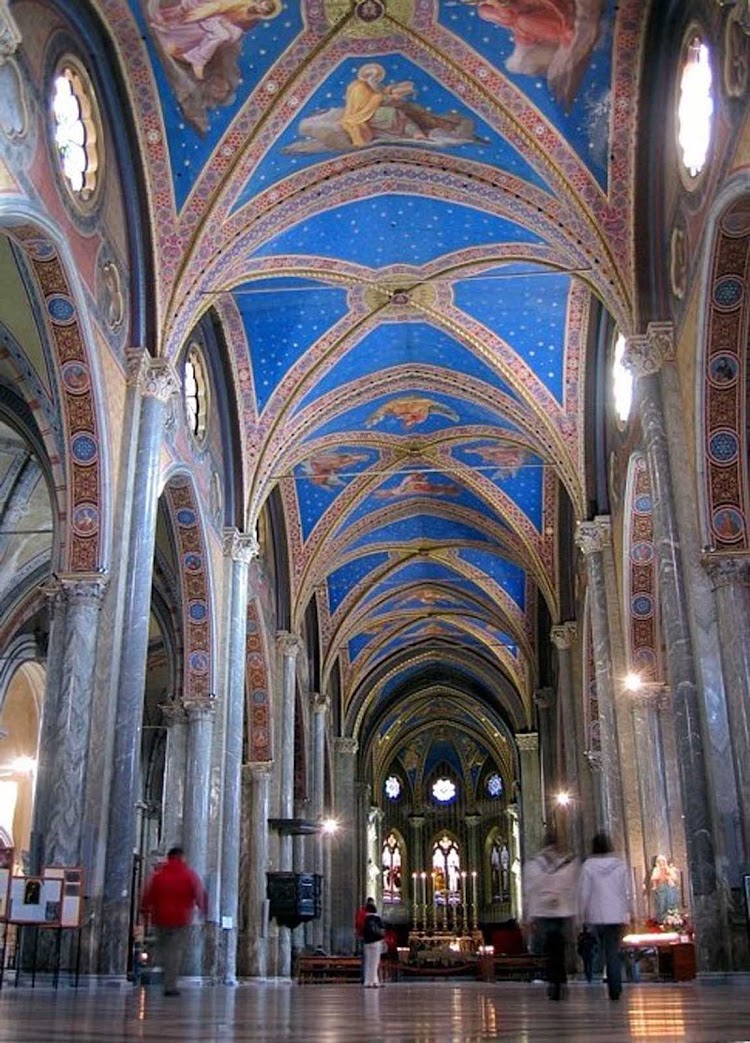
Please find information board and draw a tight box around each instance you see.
[0,848,12,922]
[43,867,84,928]
[8,875,63,925]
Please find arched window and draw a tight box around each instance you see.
[677,32,713,182]
[184,343,209,445]
[50,59,102,205]
[432,834,461,904]
[612,332,633,427]
[381,832,402,904]
[489,834,511,902]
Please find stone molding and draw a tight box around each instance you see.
[333,736,358,755]
[183,696,216,718]
[42,572,108,605]
[126,350,178,401]
[550,622,577,650]
[243,760,274,781]
[159,700,187,725]
[575,520,602,556]
[515,732,538,752]
[703,555,750,589]
[223,528,260,563]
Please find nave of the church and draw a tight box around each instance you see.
[2,0,750,1009]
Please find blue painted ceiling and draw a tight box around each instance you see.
[135,0,632,748]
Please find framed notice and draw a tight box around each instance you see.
[44,867,84,928]
[0,847,12,921]
[9,875,63,925]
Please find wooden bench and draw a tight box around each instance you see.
[490,954,547,981]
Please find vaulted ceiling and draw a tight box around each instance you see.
[114,0,641,754]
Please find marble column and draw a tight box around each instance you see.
[160,701,188,851]
[516,732,544,862]
[625,325,722,969]
[534,686,555,825]
[409,814,425,919]
[331,737,358,954]
[575,519,626,853]
[276,631,301,977]
[32,574,107,868]
[182,698,215,976]
[242,761,273,977]
[220,530,259,984]
[630,684,672,921]
[465,813,482,920]
[100,356,177,976]
[704,557,750,863]
[550,623,583,857]
[310,692,329,950]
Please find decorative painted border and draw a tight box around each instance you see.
[623,453,661,682]
[246,599,272,762]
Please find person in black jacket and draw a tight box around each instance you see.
[362,897,385,987]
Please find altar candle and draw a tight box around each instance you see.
[471,870,478,914]
[461,871,467,909]
[421,871,427,909]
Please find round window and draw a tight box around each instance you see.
[50,59,102,206]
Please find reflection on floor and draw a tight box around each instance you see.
[1,979,750,1042]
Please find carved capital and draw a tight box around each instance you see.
[127,352,178,401]
[182,695,216,719]
[408,814,425,830]
[550,622,577,650]
[0,5,22,63]
[277,630,302,658]
[703,554,750,589]
[43,572,108,607]
[243,760,274,782]
[623,323,674,379]
[310,691,330,715]
[333,736,358,756]
[223,528,260,563]
[583,749,602,772]
[160,700,188,725]
[534,686,554,709]
[575,521,602,556]
[515,732,538,753]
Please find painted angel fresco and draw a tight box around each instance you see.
[365,396,459,429]
[285,63,482,154]
[145,0,281,133]
[466,443,528,479]
[374,473,460,498]
[298,450,371,490]
[472,0,605,109]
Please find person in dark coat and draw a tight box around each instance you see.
[361,897,385,987]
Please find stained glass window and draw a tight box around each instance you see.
[382,832,402,904]
[486,773,503,798]
[51,62,101,203]
[184,343,209,444]
[432,777,456,803]
[384,775,401,799]
[678,35,713,180]
[612,333,633,426]
[432,834,461,904]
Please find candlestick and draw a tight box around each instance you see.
[412,873,417,929]
[471,870,478,930]
[420,872,427,929]
[461,871,467,934]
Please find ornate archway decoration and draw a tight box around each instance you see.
[245,599,271,762]
[623,454,662,682]
[4,224,104,570]
[700,197,750,550]
[164,475,213,705]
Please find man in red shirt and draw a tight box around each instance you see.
[141,847,207,996]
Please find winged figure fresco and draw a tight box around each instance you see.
[365,397,460,429]
[297,450,371,490]
[374,473,461,499]
[466,443,529,480]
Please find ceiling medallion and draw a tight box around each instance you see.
[324,0,414,36]
[356,0,385,21]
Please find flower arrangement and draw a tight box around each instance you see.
[661,907,688,932]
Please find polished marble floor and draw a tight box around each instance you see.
[1,979,750,1042]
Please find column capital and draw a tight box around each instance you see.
[703,554,750,589]
[333,736,358,756]
[408,814,425,829]
[575,516,611,555]
[126,351,179,401]
[182,696,216,720]
[516,731,539,752]
[0,4,22,61]
[622,322,675,379]
[550,622,577,650]
[223,528,259,563]
[310,691,330,715]
[42,572,108,605]
[242,760,274,782]
[465,813,482,828]
[534,686,554,709]
[160,700,187,725]
[277,630,302,658]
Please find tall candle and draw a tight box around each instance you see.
[421,871,426,910]
[472,870,478,914]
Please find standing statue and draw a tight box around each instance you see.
[650,854,680,922]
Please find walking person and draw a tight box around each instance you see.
[577,832,632,1001]
[523,831,578,1000]
[361,897,385,988]
[141,846,208,996]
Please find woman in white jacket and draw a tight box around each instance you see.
[523,832,579,1000]
[577,832,632,1001]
